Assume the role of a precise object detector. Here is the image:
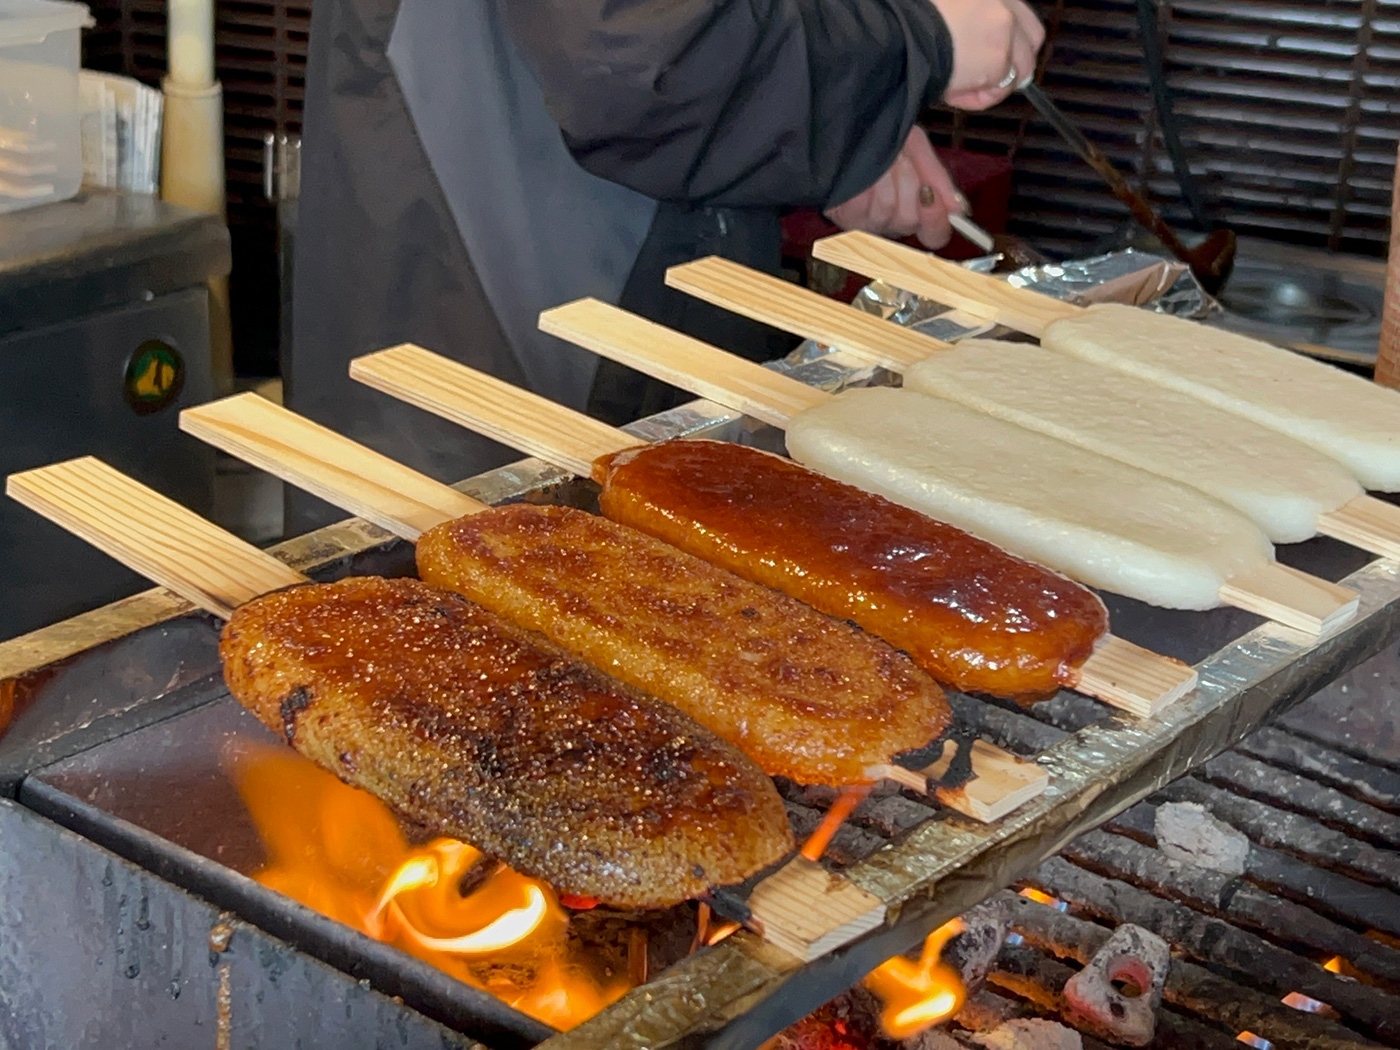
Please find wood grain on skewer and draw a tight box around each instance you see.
[665,256,950,371]
[811,231,1082,339]
[182,393,484,540]
[1316,496,1400,561]
[540,300,1357,640]
[746,857,886,962]
[6,456,304,618]
[1217,562,1359,635]
[359,333,1194,714]
[541,298,829,428]
[1072,635,1194,718]
[351,344,634,477]
[812,235,1400,564]
[922,738,1048,823]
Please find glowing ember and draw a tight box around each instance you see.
[864,919,966,1038]
[1281,990,1330,1014]
[1324,955,1345,974]
[1237,1031,1271,1049]
[1018,887,1064,908]
[231,745,629,1030]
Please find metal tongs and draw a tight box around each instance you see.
[1017,78,1236,294]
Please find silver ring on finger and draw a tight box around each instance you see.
[998,65,1019,89]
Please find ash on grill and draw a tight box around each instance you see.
[771,685,1400,1050]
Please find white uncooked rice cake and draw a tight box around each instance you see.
[784,386,1274,610]
[905,339,1361,543]
[1041,304,1400,490]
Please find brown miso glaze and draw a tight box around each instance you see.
[418,504,950,785]
[220,576,792,907]
[595,441,1108,701]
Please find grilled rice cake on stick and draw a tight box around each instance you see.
[417,504,951,784]
[6,457,792,910]
[593,439,1108,700]
[904,341,1364,544]
[223,577,796,909]
[180,394,952,786]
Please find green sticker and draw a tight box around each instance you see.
[124,340,185,414]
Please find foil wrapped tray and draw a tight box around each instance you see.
[1,252,1397,1050]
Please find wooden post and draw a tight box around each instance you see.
[1375,143,1400,389]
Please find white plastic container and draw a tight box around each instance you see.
[0,0,92,214]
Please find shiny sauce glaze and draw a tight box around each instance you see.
[595,441,1108,700]
[220,576,793,907]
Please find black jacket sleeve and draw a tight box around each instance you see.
[499,0,954,210]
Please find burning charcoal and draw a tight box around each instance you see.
[1062,924,1169,1047]
[1153,801,1249,876]
[858,796,939,838]
[901,1027,963,1050]
[969,1018,1083,1050]
[944,900,1009,994]
[826,823,888,868]
[767,988,886,1049]
[955,988,1036,1032]
[787,802,825,842]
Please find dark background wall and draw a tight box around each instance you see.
[80,0,1399,375]
[925,0,1400,259]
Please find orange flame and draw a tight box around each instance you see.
[863,919,966,1038]
[230,745,628,1030]
[801,784,872,862]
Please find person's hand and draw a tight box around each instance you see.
[932,0,1045,110]
[824,127,961,249]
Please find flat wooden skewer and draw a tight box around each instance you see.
[5,451,886,964]
[537,298,1359,639]
[350,340,1197,716]
[807,231,1400,563]
[180,392,1046,823]
[6,456,306,618]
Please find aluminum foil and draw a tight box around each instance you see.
[833,248,1221,354]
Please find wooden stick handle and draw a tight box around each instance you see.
[921,737,1048,822]
[1074,636,1197,718]
[350,344,637,478]
[6,457,305,619]
[540,299,830,429]
[1218,562,1358,636]
[812,232,1083,340]
[664,256,948,372]
[181,394,483,541]
[1316,494,1400,562]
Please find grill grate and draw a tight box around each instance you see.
[775,693,1400,1049]
[925,0,1400,259]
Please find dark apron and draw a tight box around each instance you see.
[290,0,788,532]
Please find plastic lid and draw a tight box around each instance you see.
[0,0,92,48]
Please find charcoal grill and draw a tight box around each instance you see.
[3,278,1400,1049]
